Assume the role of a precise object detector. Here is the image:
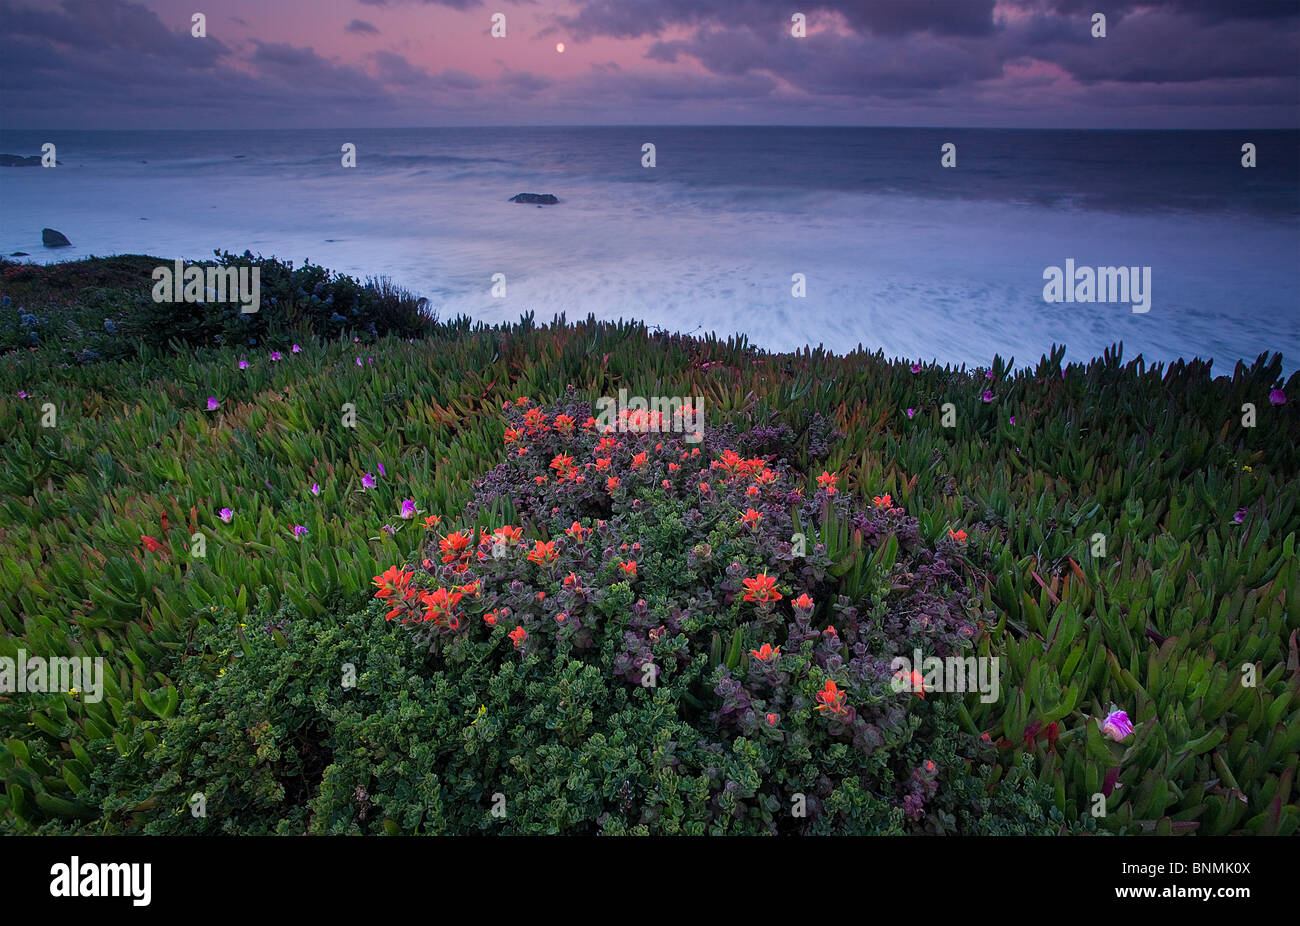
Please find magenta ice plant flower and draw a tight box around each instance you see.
[906,408,915,419]
[270,351,282,361]
[206,397,220,411]
[981,390,994,403]
[292,525,309,538]
[1101,709,1134,742]
[362,473,376,489]
[311,482,320,496]
[238,360,248,370]
[291,344,301,353]
[910,363,921,373]
[1233,507,1248,524]
[377,462,386,477]
[218,507,234,522]
[399,499,418,519]
[356,357,362,366]
[1269,388,1286,406]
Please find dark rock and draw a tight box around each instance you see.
[509,193,559,205]
[0,154,42,167]
[42,228,71,247]
[10,252,29,257]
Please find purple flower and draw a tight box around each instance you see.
[1233,507,1248,524]
[238,360,248,370]
[910,363,921,374]
[291,344,301,353]
[381,524,397,535]
[377,462,386,477]
[270,351,282,361]
[17,391,29,399]
[399,499,417,519]
[906,408,915,419]
[981,390,994,403]
[1269,388,1286,406]
[206,397,220,411]
[985,370,994,380]
[356,358,362,366]
[311,482,320,496]
[218,507,234,523]
[292,525,309,538]
[1009,415,1016,425]
[1101,709,1134,742]
[362,473,376,489]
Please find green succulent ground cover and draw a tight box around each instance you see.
[0,254,1295,834]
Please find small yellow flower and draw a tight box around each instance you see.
[1242,465,1252,472]
[470,704,487,725]
[67,688,78,697]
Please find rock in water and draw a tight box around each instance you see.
[42,228,71,247]
[0,154,42,167]
[509,193,559,205]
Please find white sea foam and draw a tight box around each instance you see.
[2,129,1295,373]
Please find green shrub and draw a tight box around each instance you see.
[88,398,1073,834]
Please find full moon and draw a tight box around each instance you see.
[555,42,565,53]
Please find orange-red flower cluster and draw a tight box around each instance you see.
[742,572,782,604]
[814,679,848,715]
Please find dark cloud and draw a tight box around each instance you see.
[0,0,1294,128]
[600,0,1299,104]
[1022,0,1300,23]
[558,1,997,40]
[0,0,227,64]
[500,69,553,94]
[371,51,482,90]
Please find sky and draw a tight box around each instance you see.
[1,0,1297,128]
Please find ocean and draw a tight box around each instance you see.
[2,127,1297,373]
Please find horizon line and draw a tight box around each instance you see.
[3,124,1298,132]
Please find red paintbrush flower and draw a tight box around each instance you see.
[742,572,782,603]
[814,679,848,715]
[527,540,558,566]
